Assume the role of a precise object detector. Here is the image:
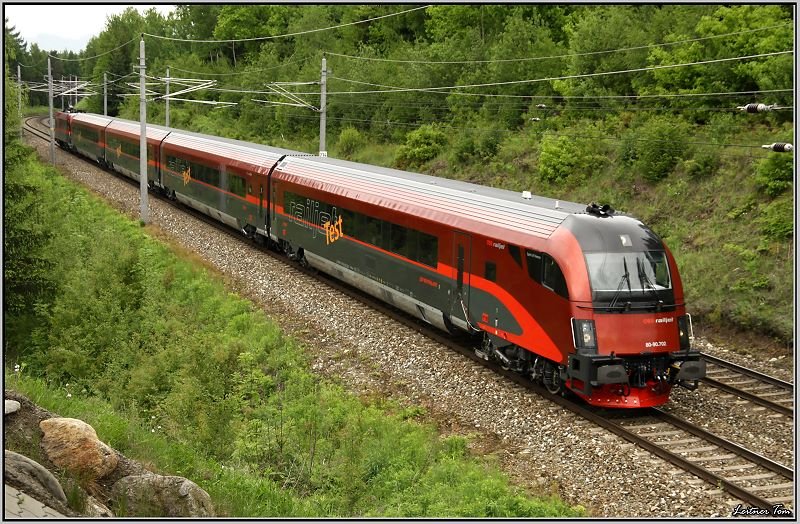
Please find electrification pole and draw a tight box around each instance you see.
[48,58,55,164]
[60,75,64,110]
[17,64,21,114]
[18,64,22,135]
[165,66,170,127]
[103,72,107,116]
[138,35,149,224]
[319,56,327,157]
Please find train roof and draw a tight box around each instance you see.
[276,154,588,244]
[71,113,114,128]
[107,119,170,141]
[84,114,641,248]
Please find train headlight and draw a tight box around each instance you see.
[677,315,691,350]
[572,319,597,353]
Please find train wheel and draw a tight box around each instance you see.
[542,361,563,394]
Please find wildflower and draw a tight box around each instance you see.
[151,429,155,433]
[13,364,20,373]
[66,393,72,398]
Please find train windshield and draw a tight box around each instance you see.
[585,251,672,307]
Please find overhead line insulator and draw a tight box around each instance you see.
[762,142,793,152]
[738,103,776,113]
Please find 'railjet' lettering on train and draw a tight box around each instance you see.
[288,197,341,242]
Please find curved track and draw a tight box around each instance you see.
[22,115,795,513]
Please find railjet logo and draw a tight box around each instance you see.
[288,197,344,245]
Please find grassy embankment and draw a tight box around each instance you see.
[3,139,582,518]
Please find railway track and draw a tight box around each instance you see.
[22,115,795,515]
[701,353,794,418]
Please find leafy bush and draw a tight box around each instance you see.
[537,132,606,184]
[682,151,719,180]
[754,153,793,198]
[758,197,792,241]
[336,127,365,159]
[395,125,448,168]
[632,117,689,182]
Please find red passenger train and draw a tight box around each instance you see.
[54,111,706,408]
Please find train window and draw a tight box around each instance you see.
[508,245,522,268]
[485,261,497,282]
[121,139,139,157]
[363,215,383,248]
[417,232,438,268]
[390,223,409,258]
[228,175,246,197]
[190,161,221,187]
[525,250,542,283]
[542,254,569,299]
[166,155,190,174]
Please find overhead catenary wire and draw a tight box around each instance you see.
[324,50,793,95]
[48,37,137,61]
[243,107,775,158]
[325,22,794,65]
[143,5,430,43]
[167,57,314,77]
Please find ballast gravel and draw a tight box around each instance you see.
[26,134,794,518]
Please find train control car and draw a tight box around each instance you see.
[268,156,706,408]
[52,111,705,408]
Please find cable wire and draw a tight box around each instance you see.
[326,50,793,95]
[167,57,314,77]
[48,37,137,61]
[143,5,430,43]
[325,22,794,65]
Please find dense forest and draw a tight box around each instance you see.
[6,4,795,342]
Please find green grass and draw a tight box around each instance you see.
[4,139,583,518]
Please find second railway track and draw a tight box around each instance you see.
[22,115,795,516]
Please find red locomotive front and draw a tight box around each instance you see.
[555,211,705,408]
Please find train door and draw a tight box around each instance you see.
[452,231,472,323]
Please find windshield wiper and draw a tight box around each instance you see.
[636,258,663,311]
[608,257,632,311]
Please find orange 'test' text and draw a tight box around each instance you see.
[324,216,344,245]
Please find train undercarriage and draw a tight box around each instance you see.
[477,334,705,408]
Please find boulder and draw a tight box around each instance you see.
[110,473,215,517]
[4,449,69,514]
[39,418,118,481]
[85,495,115,518]
[5,399,21,415]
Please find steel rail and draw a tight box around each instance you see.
[702,353,794,390]
[23,115,795,513]
[701,376,793,418]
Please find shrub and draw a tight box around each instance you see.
[336,127,364,159]
[754,153,793,198]
[758,197,793,241]
[633,117,689,182]
[537,133,606,185]
[682,151,719,180]
[395,125,448,168]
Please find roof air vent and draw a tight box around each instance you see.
[586,202,615,217]
[522,190,532,200]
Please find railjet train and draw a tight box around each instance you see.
[54,110,706,408]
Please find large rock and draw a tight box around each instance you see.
[5,399,21,415]
[4,449,69,514]
[110,473,215,517]
[39,418,118,481]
